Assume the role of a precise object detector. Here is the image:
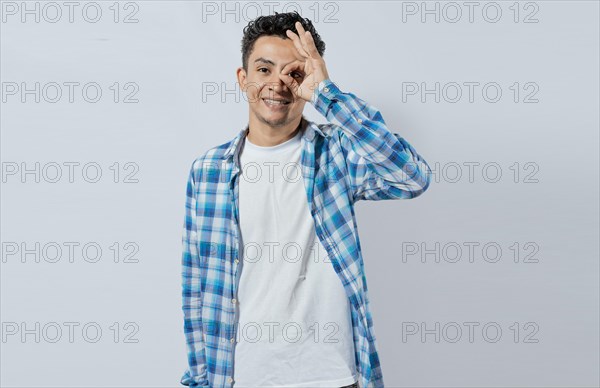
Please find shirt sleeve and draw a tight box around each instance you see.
[181,159,210,387]
[310,78,432,202]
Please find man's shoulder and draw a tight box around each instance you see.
[187,137,236,183]
[313,122,337,136]
[192,137,234,165]
[307,120,342,144]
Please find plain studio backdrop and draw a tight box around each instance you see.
[1,1,598,387]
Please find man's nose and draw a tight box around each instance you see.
[266,71,288,91]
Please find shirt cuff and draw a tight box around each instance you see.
[311,78,342,116]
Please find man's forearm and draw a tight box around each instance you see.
[311,78,432,201]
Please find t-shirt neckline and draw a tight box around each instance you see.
[244,128,302,154]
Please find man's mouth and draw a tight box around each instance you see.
[262,98,291,106]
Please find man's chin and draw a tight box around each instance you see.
[258,114,291,128]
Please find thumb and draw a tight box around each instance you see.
[279,73,299,95]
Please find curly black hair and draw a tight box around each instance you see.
[241,11,326,72]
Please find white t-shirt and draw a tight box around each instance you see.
[233,127,358,388]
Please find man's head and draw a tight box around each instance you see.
[236,12,326,129]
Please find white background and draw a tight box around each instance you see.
[1,1,599,387]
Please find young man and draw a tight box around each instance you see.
[181,12,432,388]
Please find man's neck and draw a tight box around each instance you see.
[246,117,303,147]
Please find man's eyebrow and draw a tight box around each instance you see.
[253,58,301,71]
[254,57,276,66]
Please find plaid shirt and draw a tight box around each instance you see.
[181,78,432,388]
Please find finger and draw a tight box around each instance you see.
[286,29,309,58]
[280,60,305,77]
[294,22,318,59]
[294,22,311,56]
[303,30,321,59]
[295,21,306,37]
[278,73,299,94]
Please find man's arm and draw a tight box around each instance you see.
[181,159,209,387]
[311,78,432,202]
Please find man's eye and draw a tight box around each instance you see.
[258,68,268,73]
[291,72,304,78]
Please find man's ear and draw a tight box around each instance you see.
[236,67,247,92]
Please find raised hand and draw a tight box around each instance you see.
[279,21,330,102]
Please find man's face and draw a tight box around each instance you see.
[237,35,307,129]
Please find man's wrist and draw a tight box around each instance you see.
[311,78,343,116]
[311,78,331,104]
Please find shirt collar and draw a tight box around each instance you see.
[222,116,328,161]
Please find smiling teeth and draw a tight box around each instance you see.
[264,99,288,105]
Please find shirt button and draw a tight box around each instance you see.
[230,337,235,343]
[232,298,237,304]
[323,87,329,92]
[357,118,363,124]
[228,377,233,383]
[234,259,239,264]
